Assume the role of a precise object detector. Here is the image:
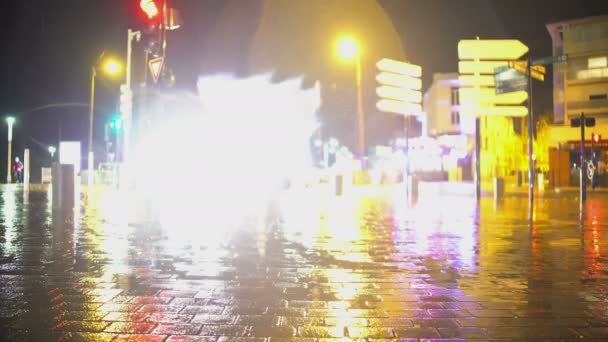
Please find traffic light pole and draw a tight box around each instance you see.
[88,66,97,187]
[527,55,535,207]
[120,29,140,190]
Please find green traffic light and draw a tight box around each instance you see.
[110,115,124,130]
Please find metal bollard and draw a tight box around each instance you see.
[494,177,505,200]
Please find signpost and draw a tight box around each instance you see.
[494,66,528,94]
[458,39,529,200]
[571,113,596,205]
[375,58,422,199]
[532,54,568,66]
[509,61,546,81]
[148,57,164,83]
[375,58,422,115]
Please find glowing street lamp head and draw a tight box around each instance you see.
[336,36,360,61]
[6,117,15,126]
[103,58,122,76]
[48,146,57,154]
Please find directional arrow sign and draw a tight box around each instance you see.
[377,58,422,77]
[376,99,422,115]
[508,61,545,81]
[459,104,528,117]
[148,57,165,83]
[474,106,528,117]
[376,86,421,103]
[376,58,422,116]
[459,88,528,105]
[458,75,496,87]
[532,54,567,66]
[458,61,509,74]
[376,72,421,90]
[458,40,529,60]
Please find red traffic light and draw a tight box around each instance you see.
[140,0,160,19]
[592,133,601,143]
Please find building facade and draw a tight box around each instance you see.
[423,73,476,137]
[422,73,476,181]
[546,16,608,186]
[423,73,533,187]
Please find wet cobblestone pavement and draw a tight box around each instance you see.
[1,184,607,341]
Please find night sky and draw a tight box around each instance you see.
[0,0,606,180]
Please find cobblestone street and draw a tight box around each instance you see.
[0,184,607,341]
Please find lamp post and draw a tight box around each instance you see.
[6,116,15,184]
[88,56,122,186]
[336,36,365,163]
[48,146,57,159]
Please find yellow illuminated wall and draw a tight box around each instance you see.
[480,115,549,186]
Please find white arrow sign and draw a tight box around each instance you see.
[458,40,529,60]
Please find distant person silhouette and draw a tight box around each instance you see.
[12,157,23,183]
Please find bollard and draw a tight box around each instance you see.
[407,175,419,199]
[24,149,30,190]
[538,173,545,192]
[335,174,343,196]
[52,163,76,209]
[517,171,522,187]
[494,177,505,200]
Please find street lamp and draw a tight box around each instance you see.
[335,36,365,163]
[6,116,15,183]
[89,55,122,186]
[48,146,57,159]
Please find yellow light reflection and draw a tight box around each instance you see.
[1,187,18,255]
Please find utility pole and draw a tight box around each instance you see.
[123,29,140,164]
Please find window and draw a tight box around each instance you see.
[450,87,459,106]
[589,94,607,101]
[450,111,460,125]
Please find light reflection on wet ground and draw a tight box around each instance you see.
[0,183,607,340]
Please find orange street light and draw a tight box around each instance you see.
[335,36,365,162]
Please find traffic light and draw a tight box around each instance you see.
[110,115,124,131]
[140,0,160,20]
[139,0,162,57]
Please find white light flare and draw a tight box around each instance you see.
[133,74,321,235]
